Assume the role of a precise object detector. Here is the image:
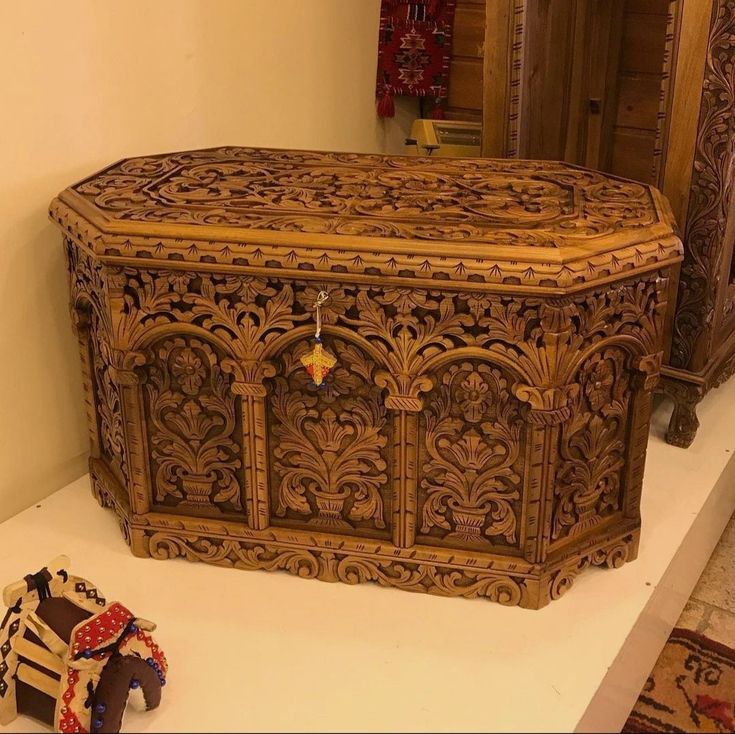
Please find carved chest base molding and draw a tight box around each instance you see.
[52,147,681,608]
[90,459,640,609]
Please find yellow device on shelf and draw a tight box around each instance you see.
[405,119,482,157]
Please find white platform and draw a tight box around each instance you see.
[1,379,734,733]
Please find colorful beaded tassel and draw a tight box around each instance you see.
[300,290,337,387]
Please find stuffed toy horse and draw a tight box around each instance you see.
[0,556,167,733]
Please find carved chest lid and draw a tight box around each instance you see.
[50,146,682,291]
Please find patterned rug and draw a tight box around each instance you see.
[624,628,735,733]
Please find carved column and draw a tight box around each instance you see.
[624,353,662,519]
[109,350,149,517]
[231,381,271,530]
[513,384,579,564]
[386,394,423,549]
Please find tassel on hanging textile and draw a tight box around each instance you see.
[377,90,396,118]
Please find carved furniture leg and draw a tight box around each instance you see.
[664,383,703,448]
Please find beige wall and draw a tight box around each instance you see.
[0,0,413,521]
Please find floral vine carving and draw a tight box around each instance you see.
[419,362,524,547]
[552,349,631,540]
[64,240,129,484]
[69,147,662,245]
[144,531,527,606]
[113,269,667,406]
[90,314,128,485]
[143,336,244,512]
[117,271,304,382]
[341,287,474,396]
[670,0,735,371]
[268,337,390,534]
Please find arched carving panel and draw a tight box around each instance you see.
[266,335,392,538]
[141,335,246,517]
[417,359,526,553]
[551,347,633,544]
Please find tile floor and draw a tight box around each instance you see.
[672,514,735,646]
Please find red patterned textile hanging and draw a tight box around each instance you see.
[375,0,457,119]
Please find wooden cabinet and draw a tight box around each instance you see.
[51,147,680,608]
[482,0,735,446]
[658,0,735,446]
[445,0,486,121]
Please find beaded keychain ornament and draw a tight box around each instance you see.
[300,290,337,387]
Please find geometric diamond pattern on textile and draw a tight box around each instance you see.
[375,0,457,117]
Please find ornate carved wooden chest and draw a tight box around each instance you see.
[50,147,681,609]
